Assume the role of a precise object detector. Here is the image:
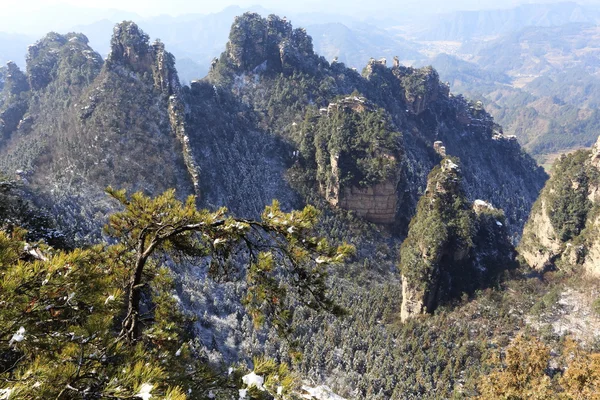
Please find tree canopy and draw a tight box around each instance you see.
[0,188,353,399]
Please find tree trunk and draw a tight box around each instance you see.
[120,235,155,342]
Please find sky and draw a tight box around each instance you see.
[2,0,593,17]
[0,0,598,36]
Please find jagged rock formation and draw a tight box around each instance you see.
[0,25,195,240]
[520,136,600,274]
[0,62,30,146]
[307,96,402,224]
[209,12,547,236]
[224,13,314,75]
[400,158,515,321]
[0,20,303,240]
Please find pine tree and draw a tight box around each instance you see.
[0,188,353,399]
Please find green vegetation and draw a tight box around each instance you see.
[546,150,594,241]
[0,14,580,400]
[400,159,474,290]
[302,100,401,189]
[0,188,352,398]
[400,157,516,317]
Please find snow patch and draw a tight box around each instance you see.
[136,383,153,400]
[242,371,265,390]
[0,388,12,399]
[474,199,490,208]
[9,327,25,345]
[301,385,346,400]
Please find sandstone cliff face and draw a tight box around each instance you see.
[519,199,561,270]
[337,180,399,224]
[400,158,514,321]
[520,136,600,275]
[312,96,402,224]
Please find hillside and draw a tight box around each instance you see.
[7,14,599,400]
[520,135,600,272]
[421,22,600,167]
[208,13,547,236]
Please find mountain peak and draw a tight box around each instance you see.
[220,12,317,74]
[2,61,28,96]
[107,21,152,71]
[26,31,102,91]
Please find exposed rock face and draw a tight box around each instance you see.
[152,41,179,96]
[400,158,514,321]
[311,96,402,224]
[337,180,399,224]
[592,135,600,170]
[225,13,314,73]
[211,12,547,235]
[520,137,600,275]
[519,199,561,270]
[398,66,448,116]
[107,22,153,72]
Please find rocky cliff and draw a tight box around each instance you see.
[306,96,402,224]
[0,24,195,240]
[209,12,547,236]
[400,158,515,321]
[0,61,29,145]
[520,136,600,274]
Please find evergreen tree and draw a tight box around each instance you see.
[0,188,353,399]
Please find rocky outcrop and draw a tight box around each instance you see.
[152,40,179,96]
[107,22,153,72]
[400,158,514,321]
[0,22,198,241]
[312,96,402,224]
[1,62,29,97]
[0,62,29,141]
[520,136,600,275]
[224,13,316,74]
[337,180,399,224]
[397,66,448,116]
[105,22,201,198]
[168,94,200,195]
[26,33,101,91]
[518,199,560,270]
[211,12,547,235]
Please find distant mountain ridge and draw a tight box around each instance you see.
[419,1,600,40]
